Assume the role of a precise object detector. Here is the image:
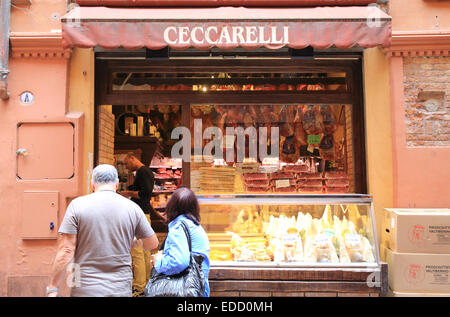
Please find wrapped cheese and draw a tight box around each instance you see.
[361,237,375,263]
[266,215,278,236]
[269,236,285,263]
[282,227,303,262]
[231,233,244,250]
[347,205,361,227]
[314,234,339,263]
[303,235,317,263]
[337,236,352,263]
[344,233,363,262]
[321,204,333,229]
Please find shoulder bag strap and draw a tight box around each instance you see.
[179,220,192,253]
[159,220,192,252]
[159,237,166,251]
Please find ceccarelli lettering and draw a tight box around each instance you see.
[163,25,289,45]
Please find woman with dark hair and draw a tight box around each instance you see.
[151,187,210,296]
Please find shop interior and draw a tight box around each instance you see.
[96,56,375,265]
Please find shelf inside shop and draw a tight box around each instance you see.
[152,190,175,195]
[113,77,346,86]
[154,176,181,180]
[115,135,159,143]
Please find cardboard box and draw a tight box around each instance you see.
[383,246,450,294]
[383,208,450,254]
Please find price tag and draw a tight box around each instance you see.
[307,134,321,145]
[262,157,279,165]
[314,234,330,246]
[345,234,361,246]
[275,179,290,188]
[283,233,298,246]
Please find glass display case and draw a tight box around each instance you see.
[198,194,380,268]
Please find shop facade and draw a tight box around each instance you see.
[0,0,449,297]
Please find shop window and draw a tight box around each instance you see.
[190,104,354,195]
[96,58,366,238]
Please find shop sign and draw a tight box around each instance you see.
[163,25,289,46]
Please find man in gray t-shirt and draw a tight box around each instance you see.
[46,164,159,297]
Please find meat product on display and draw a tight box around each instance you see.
[270,172,295,180]
[302,105,324,135]
[325,178,349,187]
[278,84,288,91]
[245,185,271,193]
[279,105,296,137]
[259,105,279,123]
[293,122,308,146]
[273,186,297,193]
[271,179,296,187]
[297,179,323,187]
[244,173,269,180]
[308,83,326,91]
[244,179,270,186]
[298,172,322,180]
[298,186,323,193]
[324,186,349,194]
[294,106,308,146]
[319,134,335,161]
[324,171,347,179]
[243,110,256,128]
[282,164,309,173]
[280,136,300,163]
[320,106,338,135]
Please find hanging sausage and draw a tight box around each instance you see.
[294,105,308,146]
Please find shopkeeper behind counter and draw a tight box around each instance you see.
[120,153,154,216]
[120,153,167,221]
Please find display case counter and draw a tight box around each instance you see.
[197,194,388,296]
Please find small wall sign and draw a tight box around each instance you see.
[20,91,34,105]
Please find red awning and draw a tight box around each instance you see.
[61,6,391,50]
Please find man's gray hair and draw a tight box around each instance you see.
[92,164,119,186]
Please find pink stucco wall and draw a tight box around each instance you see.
[389,56,450,209]
[0,1,84,296]
[388,0,450,208]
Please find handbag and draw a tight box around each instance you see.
[144,221,206,297]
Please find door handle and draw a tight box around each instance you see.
[16,148,29,157]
